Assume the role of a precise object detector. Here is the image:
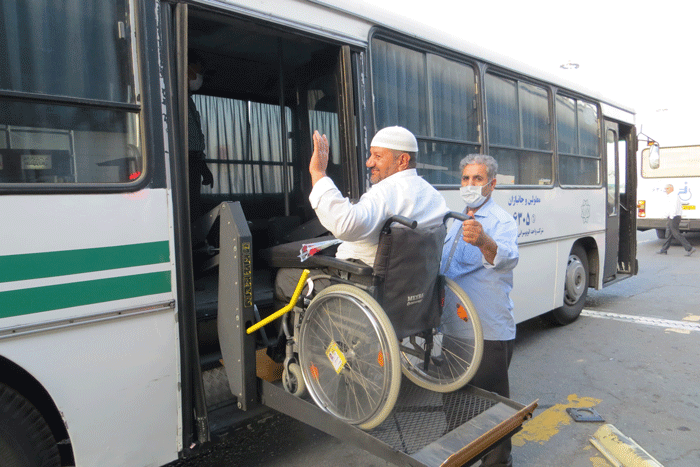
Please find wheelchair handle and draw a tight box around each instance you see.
[381,215,417,233]
[443,211,472,224]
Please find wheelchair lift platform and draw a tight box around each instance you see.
[261,378,537,467]
[206,202,537,466]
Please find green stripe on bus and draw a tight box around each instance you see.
[0,271,172,318]
[0,241,170,283]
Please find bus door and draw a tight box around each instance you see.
[603,119,637,282]
[604,121,620,280]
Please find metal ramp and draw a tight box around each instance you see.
[204,202,538,466]
[262,378,536,467]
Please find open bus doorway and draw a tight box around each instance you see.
[178,5,361,434]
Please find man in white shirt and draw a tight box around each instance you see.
[275,126,449,300]
[658,184,696,256]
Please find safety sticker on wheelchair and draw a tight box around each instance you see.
[326,341,347,374]
[457,303,469,321]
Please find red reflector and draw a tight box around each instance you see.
[129,171,141,180]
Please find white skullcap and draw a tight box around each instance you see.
[370,126,418,152]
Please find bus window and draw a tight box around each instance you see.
[557,96,601,186]
[0,0,143,186]
[308,76,342,183]
[485,73,553,186]
[606,129,618,215]
[618,138,627,195]
[370,38,480,185]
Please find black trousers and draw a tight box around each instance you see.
[445,339,515,467]
[661,215,692,252]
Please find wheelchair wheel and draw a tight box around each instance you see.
[400,277,483,393]
[283,362,306,398]
[298,284,401,430]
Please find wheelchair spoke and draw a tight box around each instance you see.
[299,285,400,430]
[399,277,483,392]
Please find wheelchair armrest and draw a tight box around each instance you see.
[305,255,374,276]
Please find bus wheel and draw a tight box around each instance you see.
[546,244,589,325]
[656,228,666,239]
[0,383,60,467]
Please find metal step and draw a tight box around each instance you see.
[260,377,537,467]
[203,365,235,409]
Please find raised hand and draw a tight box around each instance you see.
[310,130,329,186]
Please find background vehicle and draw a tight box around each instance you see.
[0,0,633,465]
[636,144,700,238]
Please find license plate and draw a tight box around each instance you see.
[21,154,52,170]
[682,205,695,210]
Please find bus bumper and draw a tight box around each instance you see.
[637,218,700,232]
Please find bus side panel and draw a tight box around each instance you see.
[511,243,559,323]
[0,189,180,467]
[441,188,606,323]
[638,177,700,231]
[0,311,180,467]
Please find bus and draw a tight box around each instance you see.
[637,144,700,238]
[0,1,635,466]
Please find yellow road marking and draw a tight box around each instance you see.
[590,456,615,467]
[512,394,601,447]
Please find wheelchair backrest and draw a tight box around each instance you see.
[372,223,446,340]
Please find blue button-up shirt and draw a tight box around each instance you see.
[441,197,519,341]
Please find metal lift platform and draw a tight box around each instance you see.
[203,202,538,467]
[262,378,536,467]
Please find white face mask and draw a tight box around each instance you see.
[460,182,491,208]
[189,73,203,92]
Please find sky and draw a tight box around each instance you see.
[374,0,700,148]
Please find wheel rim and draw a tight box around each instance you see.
[299,290,396,426]
[564,255,586,305]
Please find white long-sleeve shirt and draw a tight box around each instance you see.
[309,169,449,266]
[665,191,683,218]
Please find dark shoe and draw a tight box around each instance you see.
[656,250,667,255]
[686,247,697,257]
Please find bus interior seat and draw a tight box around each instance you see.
[281,217,330,243]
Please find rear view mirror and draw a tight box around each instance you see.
[648,143,660,169]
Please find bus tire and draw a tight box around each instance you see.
[546,244,589,326]
[0,383,60,467]
[656,228,666,239]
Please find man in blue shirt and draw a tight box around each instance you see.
[441,154,519,467]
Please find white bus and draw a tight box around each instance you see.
[637,144,700,238]
[0,1,635,466]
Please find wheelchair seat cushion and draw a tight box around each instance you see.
[373,224,446,340]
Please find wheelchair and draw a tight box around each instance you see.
[251,212,484,430]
